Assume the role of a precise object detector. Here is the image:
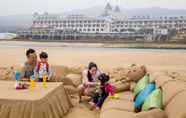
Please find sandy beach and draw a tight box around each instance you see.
[0,41,186,118]
[0,41,186,72]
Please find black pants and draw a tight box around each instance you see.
[92,92,108,108]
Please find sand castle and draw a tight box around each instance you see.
[0,64,186,118]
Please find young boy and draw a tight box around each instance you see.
[35,52,52,82]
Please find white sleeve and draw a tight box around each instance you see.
[82,70,88,84]
[48,65,53,79]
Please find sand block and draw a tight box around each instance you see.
[161,80,186,106]
[100,109,135,118]
[102,99,134,112]
[135,109,167,118]
[64,85,78,95]
[130,82,137,92]
[165,91,186,118]
[65,74,82,87]
[0,67,14,80]
[113,81,130,93]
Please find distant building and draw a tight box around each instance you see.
[17,3,186,41]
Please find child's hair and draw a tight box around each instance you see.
[39,52,48,59]
[98,73,110,85]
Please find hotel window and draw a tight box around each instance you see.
[96,29,99,31]
[92,29,95,31]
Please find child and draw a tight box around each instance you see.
[35,52,52,82]
[89,73,114,110]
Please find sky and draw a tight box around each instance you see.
[0,0,186,16]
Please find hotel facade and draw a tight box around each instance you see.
[17,4,186,41]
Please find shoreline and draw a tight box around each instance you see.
[1,39,186,49]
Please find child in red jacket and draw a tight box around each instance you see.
[89,73,114,110]
[35,52,52,82]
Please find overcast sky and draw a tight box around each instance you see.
[0,0,186,16]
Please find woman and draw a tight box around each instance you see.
[78,62,102,102]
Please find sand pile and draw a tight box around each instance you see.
[0,64,147,96]
[1,64,186,118]
[0,64,186,95]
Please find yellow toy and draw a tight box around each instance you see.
[30,75,35,89]
[109,93,120,99]
[42,74,47,88]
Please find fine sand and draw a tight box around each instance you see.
[0,41,186,118]
[0,41,186,72]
